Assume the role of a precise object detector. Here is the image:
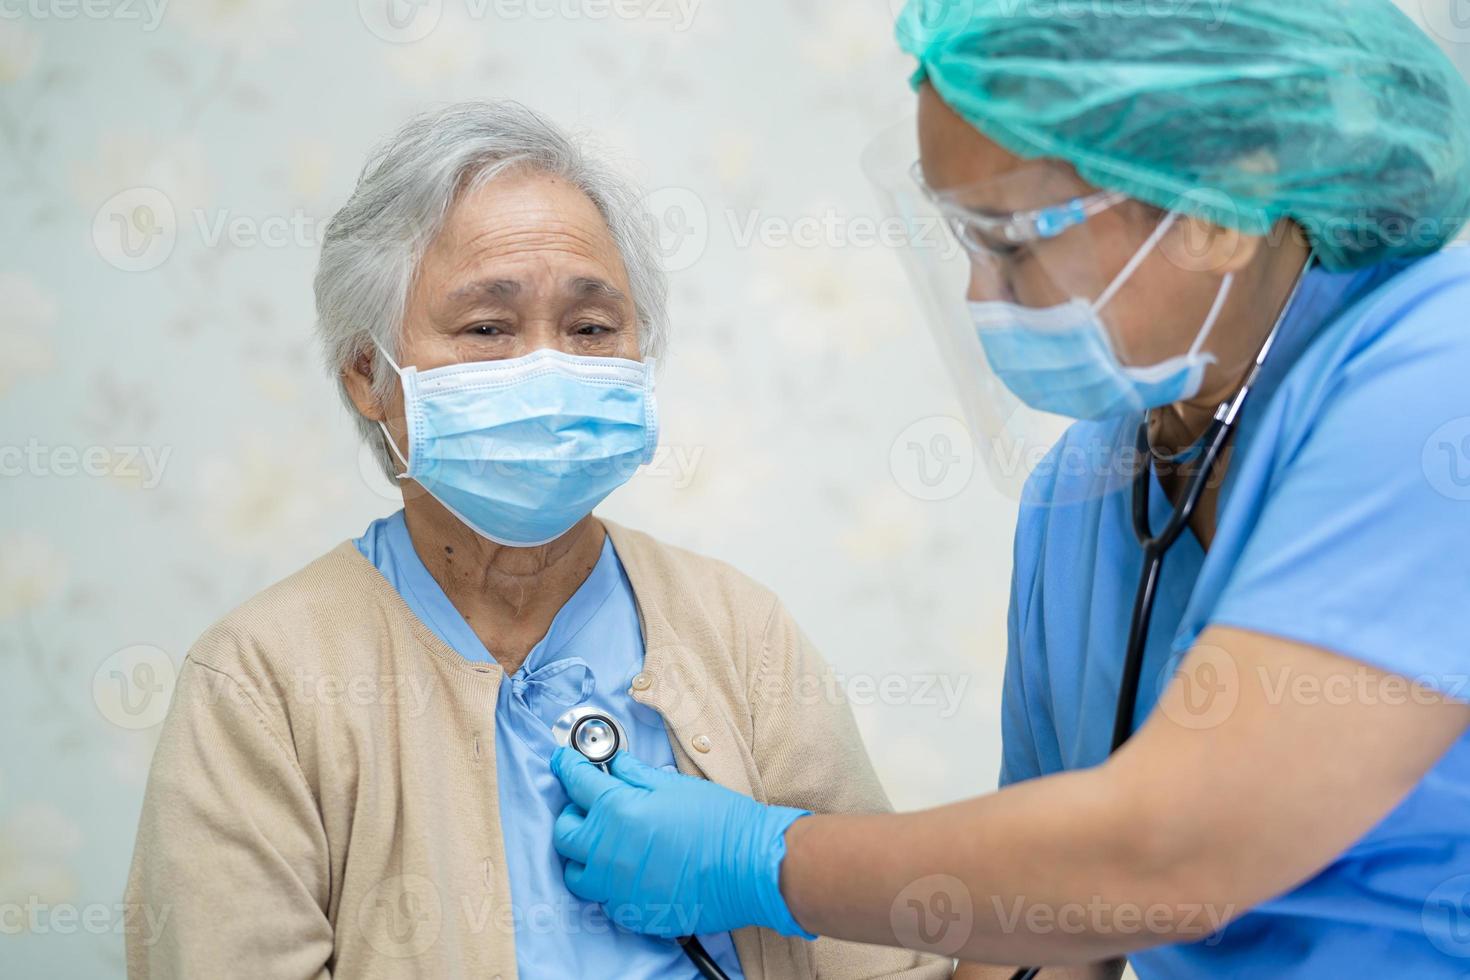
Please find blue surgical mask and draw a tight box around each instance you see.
[375,344,658,547]
[969,212,1235,421]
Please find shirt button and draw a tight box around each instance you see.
[630,672,652,692]
[691,734,712,753]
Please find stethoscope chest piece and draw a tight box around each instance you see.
[552,705,628,770]
[548,703,730,980]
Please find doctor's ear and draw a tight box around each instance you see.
[1162,214,1262,277]
[343,348,389,423]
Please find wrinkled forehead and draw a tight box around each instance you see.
[412,169,637,318]
[427,169,618,277]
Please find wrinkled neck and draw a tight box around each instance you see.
[403,501,605,672]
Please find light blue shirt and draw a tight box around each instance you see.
[356,512,745,980]
[1003,246,1470,976]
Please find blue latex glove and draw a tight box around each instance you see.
[551,746,815,940]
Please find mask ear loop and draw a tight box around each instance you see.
[1115,271,1237,386]
[1186,272,1234,367]
[377,421,412,481]
[1092,210,1180,316]
[1093,209,1235,373]
[370,339,412,481]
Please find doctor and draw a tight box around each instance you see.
[550,1,1470,976]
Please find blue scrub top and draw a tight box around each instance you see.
[1003,246,1470,976]
[356,512,745,980]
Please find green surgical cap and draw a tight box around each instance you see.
[897,0,1470,270]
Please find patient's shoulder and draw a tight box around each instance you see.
[604,521,778,607]
[602,520,794,687]
[186,541,393,687]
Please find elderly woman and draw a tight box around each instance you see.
[124,102,951,980]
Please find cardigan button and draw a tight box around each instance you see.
[691,734,712,753]
[630,672,652,692]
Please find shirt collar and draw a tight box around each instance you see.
[1259,257,1411,391]
[520,533,621,673]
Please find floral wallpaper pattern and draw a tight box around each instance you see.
[2,1,1465,975]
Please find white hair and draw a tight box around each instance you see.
[313,100,669,480]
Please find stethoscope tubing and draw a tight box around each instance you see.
[679,934,732,980]
[1007,413,1237,980]
[1112,414,1233,749]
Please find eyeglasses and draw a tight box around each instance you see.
[910,161,1126,257]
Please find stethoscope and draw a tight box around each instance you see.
[1009,263,1311,980]
[553,706,734,980]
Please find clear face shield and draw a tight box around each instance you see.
[862,119,1233,502]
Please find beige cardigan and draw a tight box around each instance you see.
[125,520,951,980]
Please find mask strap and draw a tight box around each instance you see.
[369,340,410,480]
[377,420,411,481]
[372,338,404,375]
[364,337,411,478]
[1092,211,1180,315]
[1187,273,1235,362]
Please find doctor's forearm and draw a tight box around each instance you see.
[779,766,1220,965]
[779,629,1470,964]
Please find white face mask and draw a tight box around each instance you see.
[969,212,1235,420]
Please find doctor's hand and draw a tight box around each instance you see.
[551,746,813,940]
